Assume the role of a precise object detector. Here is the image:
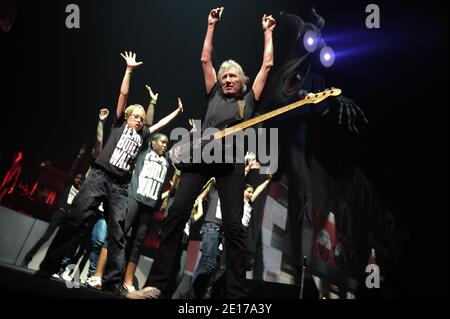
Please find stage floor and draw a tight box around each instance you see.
[0,262,123,299]
[0,262,304,299]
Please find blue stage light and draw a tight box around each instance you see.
[320,46,335,67]
[303,30,320,52]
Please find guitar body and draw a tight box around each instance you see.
[170,117,242,171]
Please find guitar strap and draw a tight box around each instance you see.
[238,99,246,119]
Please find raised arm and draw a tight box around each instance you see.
[252,15,276,101]
[198,177,215,201]
[92,108,109,159]
[245,158,261,177]
[116,51,143,119]
[160,169,181,212]
[201,7,223,94]
[161,189,170,201]
[149,98,183,134]
[191,178,215,222]
[191,197,204,222]
[144,85,158,127]
[170,167,181,189]
[252,173,272,201]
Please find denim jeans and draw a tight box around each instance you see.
[88,217,107,277]
[189,222,223,298]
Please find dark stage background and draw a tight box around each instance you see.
[0,0,448,298]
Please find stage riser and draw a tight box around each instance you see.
[0,205,153,287]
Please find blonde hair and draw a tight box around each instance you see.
[125,104,145,120]
[217,59,249,94]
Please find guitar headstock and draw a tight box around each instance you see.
[304,88,342,104]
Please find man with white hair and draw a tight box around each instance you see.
[129,7,276,299]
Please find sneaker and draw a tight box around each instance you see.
[86,276,102,289]
[59,267,73,281]
[127,286,161,299]
[61,270,73,281]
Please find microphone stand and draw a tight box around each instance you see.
[299,256,307,299]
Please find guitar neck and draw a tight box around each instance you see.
[215,97,310,139]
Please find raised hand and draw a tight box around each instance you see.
[248,159,261,170]
[208,7,224,25]
[189,119,197,132]
[99,108,109,121]
[262,14,276,32]
[322,95,369,133]
[177,98,184,113]
[146,85,159,101]
[120,51,143,69]
[245,151,256,165]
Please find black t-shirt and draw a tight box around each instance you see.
[94,116,150,182]
[203,82,258,130]
[204,183,223,226]
[128,148,170,209]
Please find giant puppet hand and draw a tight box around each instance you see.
[322,95,369,133]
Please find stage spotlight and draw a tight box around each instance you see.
[303,30,320,52]
[320,46,335,67]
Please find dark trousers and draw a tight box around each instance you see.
[125,197,156,264]
[37,168,129,287]
[59,217,94,272]
[145,164,247,299]
[23,209,64,265]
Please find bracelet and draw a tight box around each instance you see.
[150,98,158,105]
[127,71,133,75]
